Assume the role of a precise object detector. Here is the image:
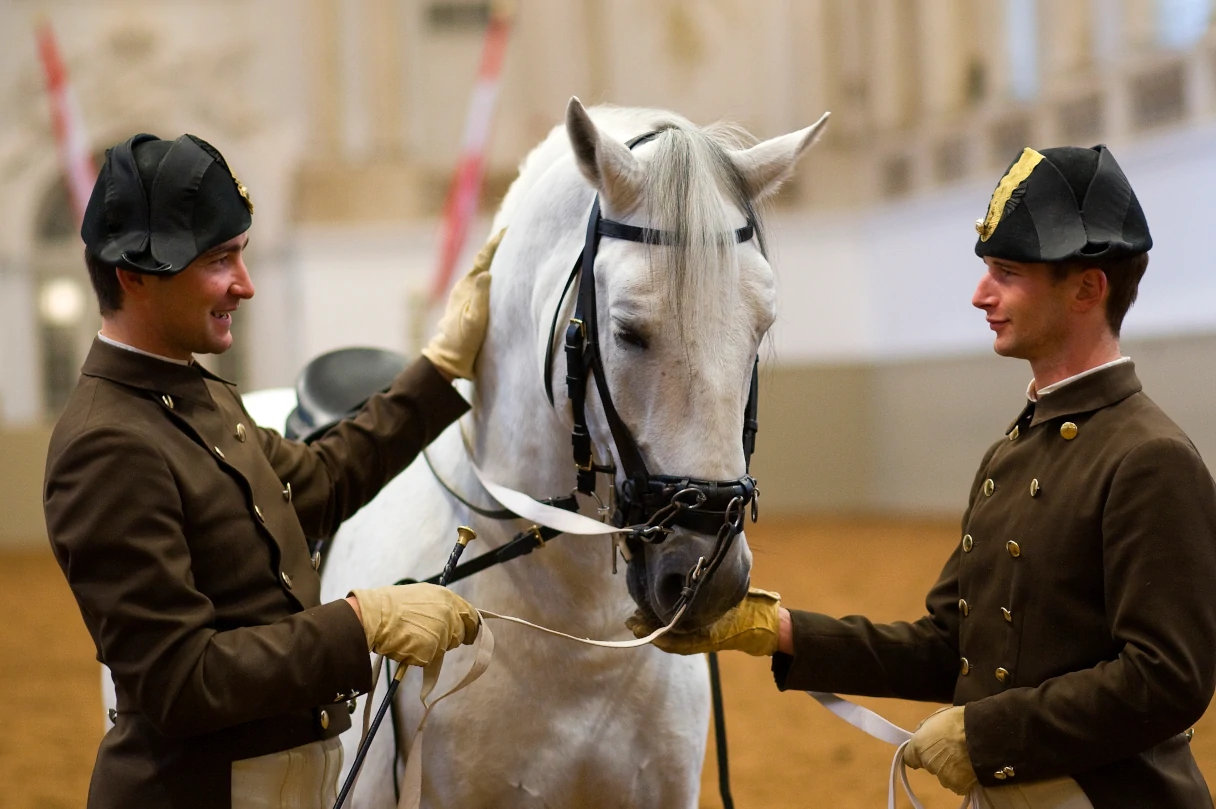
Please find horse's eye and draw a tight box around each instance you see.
[614,329,649,350]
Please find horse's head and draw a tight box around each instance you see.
[560,98,829,629]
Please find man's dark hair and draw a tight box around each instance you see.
[1049,252,1149,336]
[84,249,123,315]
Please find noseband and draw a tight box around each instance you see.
[542,131,761,598]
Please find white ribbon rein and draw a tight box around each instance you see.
[807,692,977,809]
[354,459,688,808]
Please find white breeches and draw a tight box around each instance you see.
[231,737,344,809]
[977,776,1094,809]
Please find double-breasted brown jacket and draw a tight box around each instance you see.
[774,362,1216,808]
[44,337,469,809]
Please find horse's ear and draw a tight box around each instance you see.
[565,97,644,212]
[731,112,831,202]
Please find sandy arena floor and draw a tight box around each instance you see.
[5,517,1215,808]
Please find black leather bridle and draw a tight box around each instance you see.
[542,131,761,602]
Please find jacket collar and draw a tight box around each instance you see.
[80,337,233,409]
[1027,360,1142,428]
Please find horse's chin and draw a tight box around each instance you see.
[625,555,664,627]
[625,549,747,632]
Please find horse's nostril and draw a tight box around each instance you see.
[655,572,687,617]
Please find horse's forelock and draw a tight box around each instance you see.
[639,120,768,329]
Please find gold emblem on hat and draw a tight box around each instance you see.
[976,147,1044,241]
[227,164,254,213]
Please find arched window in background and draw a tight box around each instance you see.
[1158,0,1213,49]
[1006,0,1040,101]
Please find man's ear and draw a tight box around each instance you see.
[1073,268,1108,313]
[114,268,149,298]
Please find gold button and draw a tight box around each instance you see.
[281,570,293,589]
[283,482,292,503]
[1001,607,1012,622]
[1006,540,1021,558]
[1186,727,1196,742]
[958,598,970,617]
[347,699,358,715]
[214,446,225,460]
[1008,425,1019,441]
[983,479,995,496]
[994,770,1008,781]
[255,505,265,523]
[1003,766,1016,778]
[1030,479,1040,497]
[312,550,321,571]
[960,657,970,675]
[962,534,974,552]
[107,708,117,724]
[161,394,174,410]
[236,423,247,442]
[334,692,346,702]
[320,709,329,730]
[995,666,1009,683]
[1060,422,1078,440]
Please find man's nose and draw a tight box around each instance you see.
[972,275,994,310]
[231,257,255,299]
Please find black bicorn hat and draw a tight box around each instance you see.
[974,144,1151,263]
[81,133,254,275]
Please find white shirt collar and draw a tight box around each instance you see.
[98,331,193,367]
[1027,356,1131,402]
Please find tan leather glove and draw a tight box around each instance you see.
[903,705,977,796]
[625,588,781,656]
[349,584,480,667]
[421,229,503,380]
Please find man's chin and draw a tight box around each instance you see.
[992,337,1024,359]
[197,333,234,356]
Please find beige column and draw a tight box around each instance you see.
[309,0,342,157]
[1122,0,1158,52]
[824,0,871,139]
[367,0,405,158]
[1041,0,1093,89]
[870,0,920,131]
[790,0,832,131]
[917,0,967,116]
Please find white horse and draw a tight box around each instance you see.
[319,98,828,808]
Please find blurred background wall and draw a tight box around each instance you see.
[4,0,1216,544]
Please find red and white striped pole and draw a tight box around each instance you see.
[35,18,97,227]
[427,2,514,307]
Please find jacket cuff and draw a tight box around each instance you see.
[964,699,1023,787]
[309,599,374,699]
[770,610,825,691]
[396,356,471,443]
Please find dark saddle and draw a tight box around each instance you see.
[285,347,407,442]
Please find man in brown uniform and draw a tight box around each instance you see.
[44,133,497,808]
[630,145,1216,807]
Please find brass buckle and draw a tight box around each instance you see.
[529,525,546,548]
[576,457,594,472]
[569,317,586,339]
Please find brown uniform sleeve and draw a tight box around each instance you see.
[964,437,1216,786]
[255,356,470,540]
[770,441,1001,700]
[45,426,372,739]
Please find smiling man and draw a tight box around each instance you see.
[45,133,499,809]
[630,145,1216,808]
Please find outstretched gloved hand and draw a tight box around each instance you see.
[625,588,782,656]
[421,228,504,380]
[903,705,977,796]
[349,583,480,667]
